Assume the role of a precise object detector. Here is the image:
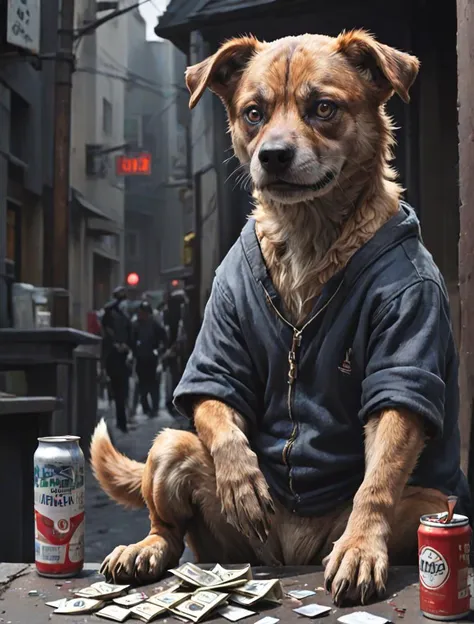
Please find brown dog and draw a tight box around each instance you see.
[91,30,468,606]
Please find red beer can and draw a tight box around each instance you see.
[418,512,471,620]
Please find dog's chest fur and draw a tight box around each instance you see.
[253,194,398,327]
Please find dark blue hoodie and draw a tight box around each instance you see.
[174,203,471,518]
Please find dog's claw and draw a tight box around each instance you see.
[360,581,373,605]
[333,578,350,606]
[324,575,334,593]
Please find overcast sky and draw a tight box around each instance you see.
[138,0,170,40]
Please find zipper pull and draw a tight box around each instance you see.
[288,330,302,385]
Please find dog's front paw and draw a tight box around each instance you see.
[323,531,388,606]
[214,447,275,543]
[100,536,176,584]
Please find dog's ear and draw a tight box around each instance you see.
[185,36,262,109]
[336,30,419,103]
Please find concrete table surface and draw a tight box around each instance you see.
[0,563,471,623]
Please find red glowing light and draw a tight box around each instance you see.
[126,272,140,286]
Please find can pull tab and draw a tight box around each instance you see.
[442,495,458,523]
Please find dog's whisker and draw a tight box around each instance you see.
[232,171,253,192]
[225,164,249,185]
[223,153,240,166]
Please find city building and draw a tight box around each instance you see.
[123,9,191,305]
[69,0,128,327]
[0,0,55,327]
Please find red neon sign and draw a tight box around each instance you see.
[116,153,152,176]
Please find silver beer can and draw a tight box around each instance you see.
[34,436,85,577]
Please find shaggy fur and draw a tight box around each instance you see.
[91,30,449,607]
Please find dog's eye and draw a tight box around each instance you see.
[244,107,263,125]
[312,100,337,120]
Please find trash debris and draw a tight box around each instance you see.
[288,590,317,599]
[217,604,256,621]
[289,597,304,608]
[28,590,39,597]
[293,604,332,618]
[338,612,391,624]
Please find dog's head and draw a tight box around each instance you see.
[185,31,419,206]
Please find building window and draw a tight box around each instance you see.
[10,92,29,161]
[124,116,143,148]
[6,203,21,280]
[102,97,112,136]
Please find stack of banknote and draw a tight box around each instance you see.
[44,562,285,622]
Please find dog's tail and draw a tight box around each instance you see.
[90,418,146,509]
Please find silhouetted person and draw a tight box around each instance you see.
[131,300,167,417]
[101,286,132,433]
[161,288,189,412]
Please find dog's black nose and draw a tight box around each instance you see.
[258,142,295,174]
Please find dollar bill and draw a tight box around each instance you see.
[207,579,249,591]
[171,590,229,622]
[96,604,131,622]
[75,586,103,598]
[45,598,68,609]
[147,589,191,608]
[169,562,222,587]
[54,598,103,614]
[231,579,283,605]
[113,591,148,607]
[76,581,130,599]
[129,601,166,622]
[211,564,252,584]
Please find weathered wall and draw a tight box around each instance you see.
[457,0,474,475]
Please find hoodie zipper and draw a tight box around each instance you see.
[262,280,344,510]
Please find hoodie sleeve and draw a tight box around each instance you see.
[359,279,449,437]
[173,279,259,425]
